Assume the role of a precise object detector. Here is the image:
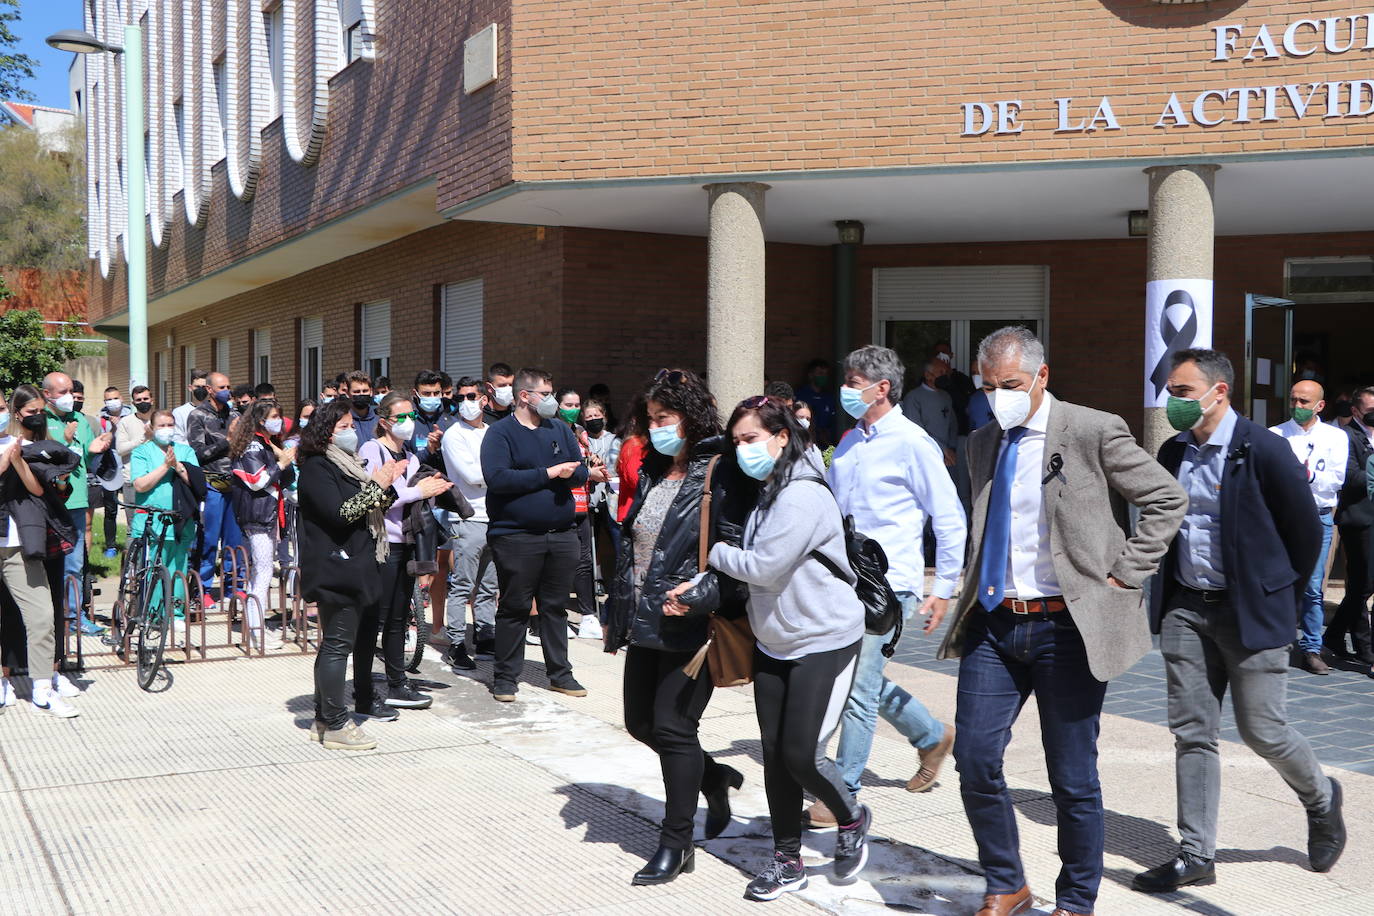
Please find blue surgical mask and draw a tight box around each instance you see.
[298,418,310,428]
[264,418,284,435]
[153,428,175,446]
[0,411,10,429]
[320,396,335,405]
[334,428,359,454]
[373,394,384,405]
[418,396,443,414]
[213,389,232,405]
[839,382,879,419]
[649,423,685,456]
[736,435,779,481]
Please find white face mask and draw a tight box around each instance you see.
[52,393,75,414]
[989,368,1043,430]
[391,419,416,441]
[459,399,483,422]
[264,417,284,435]
[492,386,514,408]
[104,399,122,413]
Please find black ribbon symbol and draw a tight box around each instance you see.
[1042,452,1065,485]
[1150,290,1198,399]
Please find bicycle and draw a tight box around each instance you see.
[406,581,432,672]
[110,502,184,690]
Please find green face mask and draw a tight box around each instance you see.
[557,407,581,425]
[1292,406,1316,425]
[1166,384,1218,432]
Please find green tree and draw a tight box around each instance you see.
[0,302,81,394]
[0,0,37,102]
[0,122,86,272]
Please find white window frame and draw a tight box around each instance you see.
[440,279,484,381]
[360,300,391,383]
[338,0,367,69]
[265,4,285,121]
[214,337,230,374]
[254,328,272,386]
[212,56,228,161]
[301,316,324,401]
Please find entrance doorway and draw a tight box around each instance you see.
[882,318,1042,389]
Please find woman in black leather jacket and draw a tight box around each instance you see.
[605,368,755,887]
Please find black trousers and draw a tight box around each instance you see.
[489,529,578,690]
[754,640,862,857]
[623,645,729,849]
[355,545,414,706]
[1329,524,1373,657]
[573,514,596,619]
[314,601,363,730]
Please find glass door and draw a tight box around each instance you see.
[882,320,951,392]
[1244,293,1296,428]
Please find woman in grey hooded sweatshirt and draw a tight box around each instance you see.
[707,396,869,902]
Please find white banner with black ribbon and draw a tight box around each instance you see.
[1144,278,1213,408]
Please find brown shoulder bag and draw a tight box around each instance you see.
[681,455,755,688]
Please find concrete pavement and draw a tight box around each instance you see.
[0,616,1367,915]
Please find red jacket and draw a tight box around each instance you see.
[615,436,647,523]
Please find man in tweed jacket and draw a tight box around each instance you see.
[934,327,1186,916]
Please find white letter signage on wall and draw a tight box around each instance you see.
[1144,279,1214,408]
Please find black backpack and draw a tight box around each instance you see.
[812,514,904,658]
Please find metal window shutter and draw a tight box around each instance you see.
[215,338,229,373]
[361,301,391,363]
[339,0,364,27]
[254,327,271,358]
[441,280,483,380]
[872,266,1049,321]
[301,317,323,351]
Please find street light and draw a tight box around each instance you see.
[47,25,147,390]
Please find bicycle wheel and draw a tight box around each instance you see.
[406,582,431,673]
[62,574,81,664]
[136,565,174,690]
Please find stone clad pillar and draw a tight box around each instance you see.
[1143,164,1218,455]
[705,182,769,415]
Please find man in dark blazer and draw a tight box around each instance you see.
[1135,349,1347,893]
[936,327,1187,916]
[1325,386,1374,665]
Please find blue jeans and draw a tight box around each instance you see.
[836,592,943,796]
[953,609,1107,915]
[198,488,243,593]
[1298,512,1334,653]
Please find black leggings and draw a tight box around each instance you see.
[754,640,862,857]
[623,645,731,849]
[355,545,414,707]
[314,601,363,730]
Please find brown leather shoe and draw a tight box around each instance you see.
[975,884,1032,916]
[1049,910,1092,916]
[907,723,955,792]
[802,799,838,829]
[1301,652,1331,675]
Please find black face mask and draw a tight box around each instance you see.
[192,386,208,401]
[1363,410,1374,428]
[1333,399,1352,418]
[351,395,373,412]
[584,418,606,436]
[933,376,952,391]
[20,414,46,433]
[135,401,152,414]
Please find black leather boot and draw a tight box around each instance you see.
[703,764,744,840]
[631,845,695,885]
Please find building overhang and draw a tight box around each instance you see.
[98,180,445,329]
[442,150,1374,246]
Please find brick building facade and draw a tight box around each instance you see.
[83,0,1374,431]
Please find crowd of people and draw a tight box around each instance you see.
[1,325,1369,912]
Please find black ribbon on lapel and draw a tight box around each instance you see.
[1042,452,1065,485]
[1150,290,1199,399]
[1227,441,1251,466]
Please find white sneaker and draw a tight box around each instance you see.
[1,679,17,707]
[32,690,79,718]
[578,616,603,640]
[524,629,541,646]
[53,673,82,698]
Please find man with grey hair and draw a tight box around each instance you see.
[937,326,1186,916]
[901,358,958,463]
[1136,347,1344,893]
[806,345,967,829]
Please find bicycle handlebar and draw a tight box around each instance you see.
[116,501,183,519]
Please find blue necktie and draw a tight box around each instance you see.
[979,426,1027,612]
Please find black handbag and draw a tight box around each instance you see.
[812,515,904,658]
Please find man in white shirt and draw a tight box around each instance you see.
[807,346,967,830]
[172,368,209,445]
[440,376,498,669]
[1270,380,1348,675]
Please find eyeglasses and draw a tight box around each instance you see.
[389,411,418,422]
[455,392,480,401]
[655,369,686,385]
[740,395,773,409]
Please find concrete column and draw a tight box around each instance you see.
[705,182,769,415]
[1143,164,1218,455]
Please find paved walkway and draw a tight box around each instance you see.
[0,611,1367,915]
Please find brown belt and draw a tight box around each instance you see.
[998,596,1068,615]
